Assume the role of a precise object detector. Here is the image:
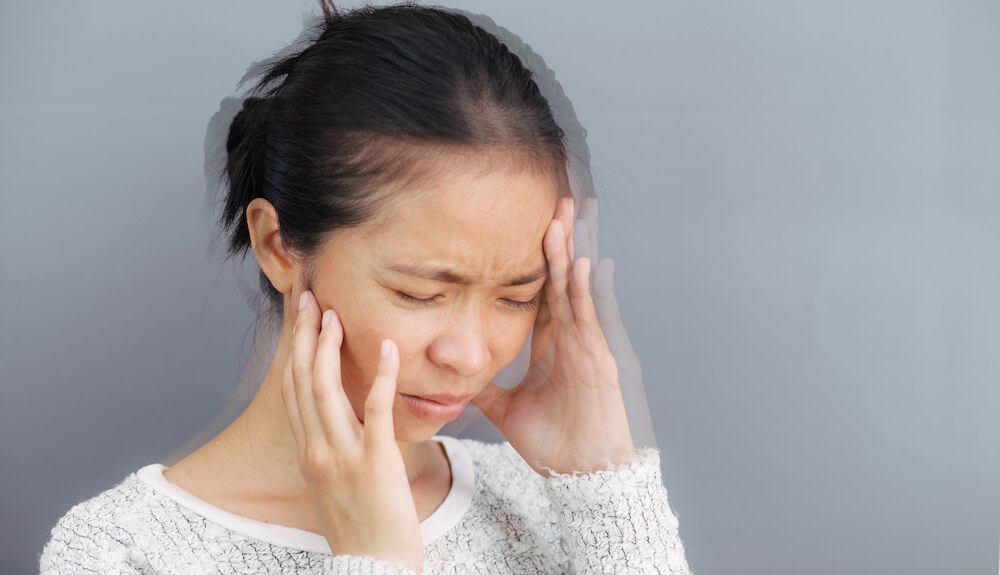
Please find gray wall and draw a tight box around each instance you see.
[2,1,998,574]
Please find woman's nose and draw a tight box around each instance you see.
[428,309,491,377]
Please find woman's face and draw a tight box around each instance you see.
[307,156,560,443]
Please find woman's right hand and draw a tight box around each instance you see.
[282,290,424,573]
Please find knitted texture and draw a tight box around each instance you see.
[544,448,690,574]
[40,440,690,574]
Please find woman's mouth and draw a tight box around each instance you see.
[399,393,472,423]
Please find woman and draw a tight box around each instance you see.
[39,3,691,573]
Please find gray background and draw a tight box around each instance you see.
[2,1,998,574]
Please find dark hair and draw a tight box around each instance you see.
[220,1,568,320]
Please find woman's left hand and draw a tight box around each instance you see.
[472,197,636,475]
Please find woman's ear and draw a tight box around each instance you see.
[246,198,295,294]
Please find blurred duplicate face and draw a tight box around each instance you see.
[307,152,562,443]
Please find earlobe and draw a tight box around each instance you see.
[246,198,295,294]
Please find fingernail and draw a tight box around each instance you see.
[298,292,308,311]
[321,310,332,328]
[380,339,392,358]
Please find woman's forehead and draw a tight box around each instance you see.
[335,160,559,282]
[366,151,559,230]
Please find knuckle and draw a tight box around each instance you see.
[301,445,329,477]
[302,443,350,479]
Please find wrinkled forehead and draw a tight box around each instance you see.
[348,149,562,283]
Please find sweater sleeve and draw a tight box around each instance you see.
[542,448,692,574]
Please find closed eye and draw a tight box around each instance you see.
[501,295,540,311]
[395,291,539,311]
[395,291,438,307]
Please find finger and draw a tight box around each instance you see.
[592,258,624,337]
[313,308,362,442]
[569,257,597,326]
[529,298,557,377]
[553,196,575,262]
[543,219,574,327]
[573,197,598,263]
[584,197,599,269]
[569,257,611,351]
[291,291,326,442]
[364,339,400,451]
[572,219,591,266]
[281,352,306,449]
[533,288,553,328]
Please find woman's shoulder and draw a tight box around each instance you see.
[46,466,157,533]
[40,466,159,571]
[39,464,228,574]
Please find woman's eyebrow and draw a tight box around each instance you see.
[384,262,547,287]
[507,263,548,286]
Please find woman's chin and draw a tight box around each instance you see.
[394,426,445,445]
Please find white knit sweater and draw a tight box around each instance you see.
[39,437,691,574]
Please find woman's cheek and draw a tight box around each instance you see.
[337,316,386,406]
[490,310,537,369]
[345,307,433,387]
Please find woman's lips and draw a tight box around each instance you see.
[399,393,471,423]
